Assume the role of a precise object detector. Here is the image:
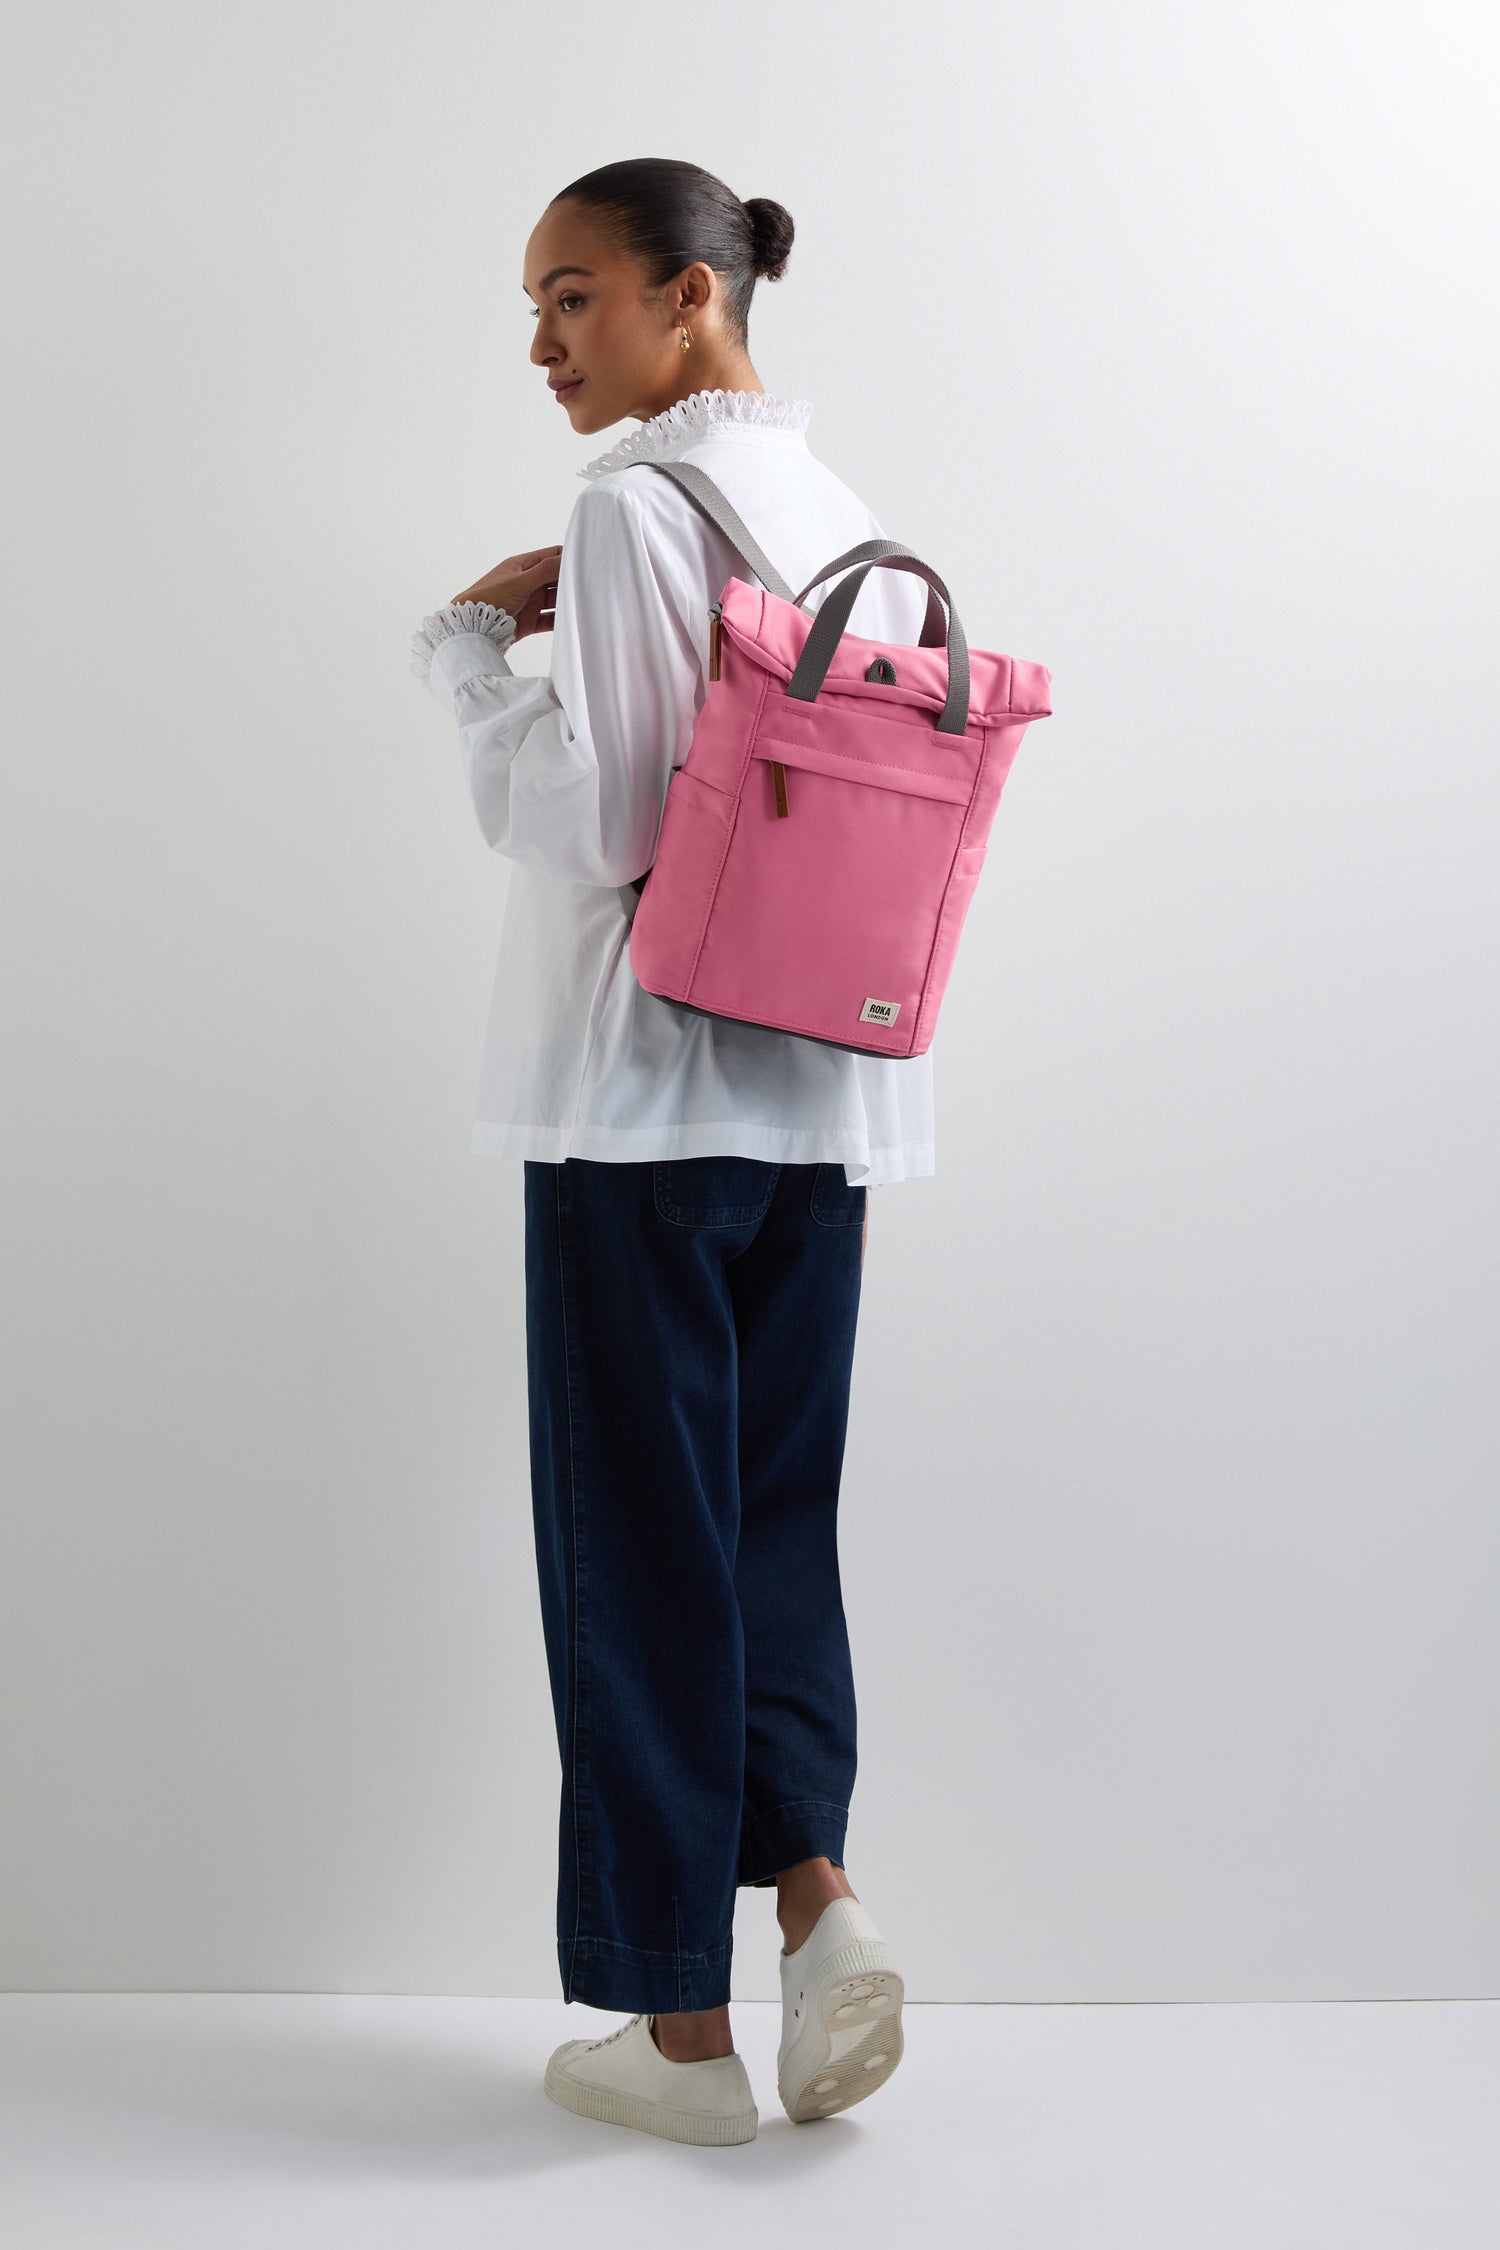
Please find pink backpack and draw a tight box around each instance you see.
[623,462,1051,1058]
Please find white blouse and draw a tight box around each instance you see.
[410,386,936,1188]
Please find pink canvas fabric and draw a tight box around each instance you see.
[628,565,1052,1058]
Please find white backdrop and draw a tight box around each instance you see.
[2,0,1495,2003]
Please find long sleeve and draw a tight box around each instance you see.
[410,476,704,888]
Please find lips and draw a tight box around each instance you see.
[551,379,584,402]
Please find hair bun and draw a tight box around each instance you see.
[742,196,795,283]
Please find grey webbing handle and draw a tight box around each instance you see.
[646,460,949,649]
[789,542,971,735]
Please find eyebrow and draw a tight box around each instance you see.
[522,265,598,299]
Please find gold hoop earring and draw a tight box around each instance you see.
[679,326,692,352]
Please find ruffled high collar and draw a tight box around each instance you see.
[578,387,814,480]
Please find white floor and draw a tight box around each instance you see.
[0,1993,1495,2249]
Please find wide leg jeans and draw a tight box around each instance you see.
[522,1154,868,2013]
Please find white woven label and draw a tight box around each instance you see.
[859,997,901,1026]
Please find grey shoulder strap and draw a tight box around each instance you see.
[645,459,797,601]
[644,457,948,647]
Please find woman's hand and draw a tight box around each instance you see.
[450,545,562,643]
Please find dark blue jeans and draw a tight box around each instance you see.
[522,1155,868,2014]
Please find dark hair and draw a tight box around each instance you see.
[549,157,794,352]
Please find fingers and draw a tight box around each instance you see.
[442,546,562,618]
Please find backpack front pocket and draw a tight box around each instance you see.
[687,742,972,1051]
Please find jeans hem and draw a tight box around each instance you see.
[737,1796,851,1890]
[559,1932,736,2014]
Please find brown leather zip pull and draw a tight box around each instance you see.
[708,607,722,680]
[772,761,789,818]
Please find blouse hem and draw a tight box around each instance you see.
[469,1118,934,1187]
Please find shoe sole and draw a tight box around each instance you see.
[544,2057,758,2145]
[778,1937,905,2123]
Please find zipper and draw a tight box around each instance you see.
[710,604,788,815]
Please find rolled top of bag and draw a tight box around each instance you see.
[716,577,1051,731]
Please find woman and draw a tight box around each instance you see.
[411,158,930,2146]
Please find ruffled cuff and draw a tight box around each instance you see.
[409,600,518,692]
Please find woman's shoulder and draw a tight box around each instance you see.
[558,468,671,564]
[573,444,882,543]
[556,467,708,622]
[559,460,734,581]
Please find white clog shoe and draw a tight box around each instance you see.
[544,2011,758,2146]
[777,1896,905,2122]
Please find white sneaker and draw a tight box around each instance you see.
[544,2012,759,2146]
[777,1896,905,2123]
